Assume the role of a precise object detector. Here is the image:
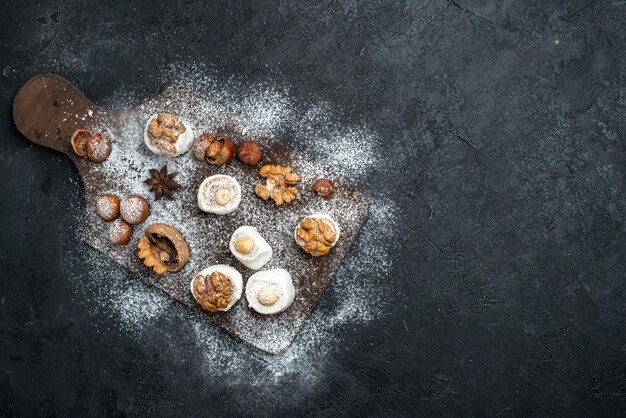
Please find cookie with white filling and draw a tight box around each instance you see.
[229,226,273,270]
[197,174,242,215]
[245,269,295,315]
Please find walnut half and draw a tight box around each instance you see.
[254,164,300,206]
[137,223,190,275]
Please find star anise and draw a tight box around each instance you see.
[145,165,182,200]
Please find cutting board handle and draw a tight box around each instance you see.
[13,74,101,155]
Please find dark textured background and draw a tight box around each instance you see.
[1,0,625,416]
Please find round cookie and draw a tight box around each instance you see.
[294,213,340,256]
[245,269,295,315]
[109,218,133,245]
[197,175,242,215]
[144,113,194,157]
[229,226,273,270]
[190,265,243,312]
[120,195,150,225]
[96,194,120,221]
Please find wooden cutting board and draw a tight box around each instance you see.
[13,74,368,354]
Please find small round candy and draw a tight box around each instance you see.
[109,218,133,245]
[120,195,150,225]
[86,133,112,163]
[96,194,120,221]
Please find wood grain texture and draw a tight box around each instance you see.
[13,74,368,354]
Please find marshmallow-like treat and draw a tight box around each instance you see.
[245,269,295,315]
[144,112,194,157]
[293,213,341,256]
[190,264,243,312]
[197,174,241,215]
[229,226,273,270]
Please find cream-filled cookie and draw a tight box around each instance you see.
[294,213,340,256]
[144,112,194,157]
[245,269,295,315]
[190,264,243,312]
[197,174,241,215]
[229,226,273,270]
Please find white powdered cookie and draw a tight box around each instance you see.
[245,269,295,315]
[197,174,242,215]
[229,226,273,270]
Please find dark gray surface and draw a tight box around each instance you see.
[1,0,625,416]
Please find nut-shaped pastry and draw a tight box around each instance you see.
[109,218,133,245]
[237,140,262,165]
[137,223,190,275]
[120,195,150,225]
[254,164,300,206]
[294,214,340,256]
[85,132,112,163]
[96,194,120,221]
[190,265,243,312]
[245,269,295,315]
[229,226,273,270]
[193,133,234,165]
[144,113,194,157]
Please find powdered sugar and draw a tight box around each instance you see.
[62,64,400,389]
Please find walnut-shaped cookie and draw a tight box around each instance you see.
[137,223,190,275]
[190,265,243,312]
[254,164,300,205]
[245,269,295,315]
[70,129,92,157]
[294,214,340,256]
[144,112,194,157]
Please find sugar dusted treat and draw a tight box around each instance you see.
[197,174,241,215]
[294,214,340,256]
[144,112,194,157]
[193,133,234,166]
[70,129,111,162]
[229,226,273,270]
[85,132,112,163]
[109,218,133,245]
[245,269,295,315]
[137,223,190,275]
[190,264,243,312]
[96,194,120,221]
[120,195,150,225]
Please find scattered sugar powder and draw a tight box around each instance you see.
[60,63,400,391]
